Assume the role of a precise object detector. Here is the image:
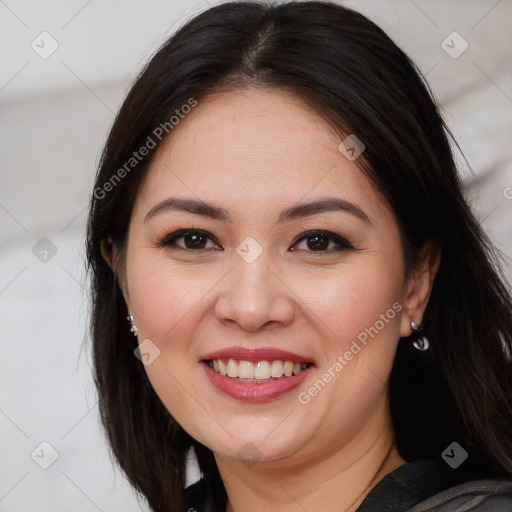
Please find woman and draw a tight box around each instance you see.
[86,1,512,511]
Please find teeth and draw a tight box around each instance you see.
[255,361,271,380]
[208,359,310,381]
[283,361,294,377]
[227,359,239,378]
[270,360,284,377]
[238,360,255,379]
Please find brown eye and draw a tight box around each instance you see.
[291,230,354,252]
[305,234,330,251]
[183,233,208,249]
[159,230,220,251]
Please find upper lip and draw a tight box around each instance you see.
[201,346,314,364]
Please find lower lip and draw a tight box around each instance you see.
[202,362,314,402]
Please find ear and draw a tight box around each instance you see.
[100,235,117,269]
[399,240,441,338]
[101,236,132,310]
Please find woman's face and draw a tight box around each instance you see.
[121,87,417,467]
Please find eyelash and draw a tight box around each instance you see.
[157,229,355,254]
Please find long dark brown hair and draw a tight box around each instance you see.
[85,1,512,510]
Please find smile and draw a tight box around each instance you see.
[207,359,311,382]
[200,347,315,402]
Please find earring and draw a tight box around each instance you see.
[127,315,138,337]
[410,321,429,351]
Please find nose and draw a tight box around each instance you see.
[214,251,295,332]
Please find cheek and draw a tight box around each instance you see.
[125,253,219,440]
[293,257,404,350]
[126,251,216,347]
[292,263,403,434]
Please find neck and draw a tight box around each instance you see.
[216,405,406,512]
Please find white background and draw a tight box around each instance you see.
[1,0,511,510]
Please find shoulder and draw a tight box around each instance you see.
[409,478,512,511]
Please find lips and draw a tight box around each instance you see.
[201,346,313,364]
[200,347,315,402]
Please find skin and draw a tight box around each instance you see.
[103,87,440,512]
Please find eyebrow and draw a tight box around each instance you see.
[144,197,372,225]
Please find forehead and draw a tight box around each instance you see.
[134,87,389,222]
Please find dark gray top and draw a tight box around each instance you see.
[182,457,512,511]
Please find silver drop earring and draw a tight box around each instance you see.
[127,315,138,337]
[410,321,429,351]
